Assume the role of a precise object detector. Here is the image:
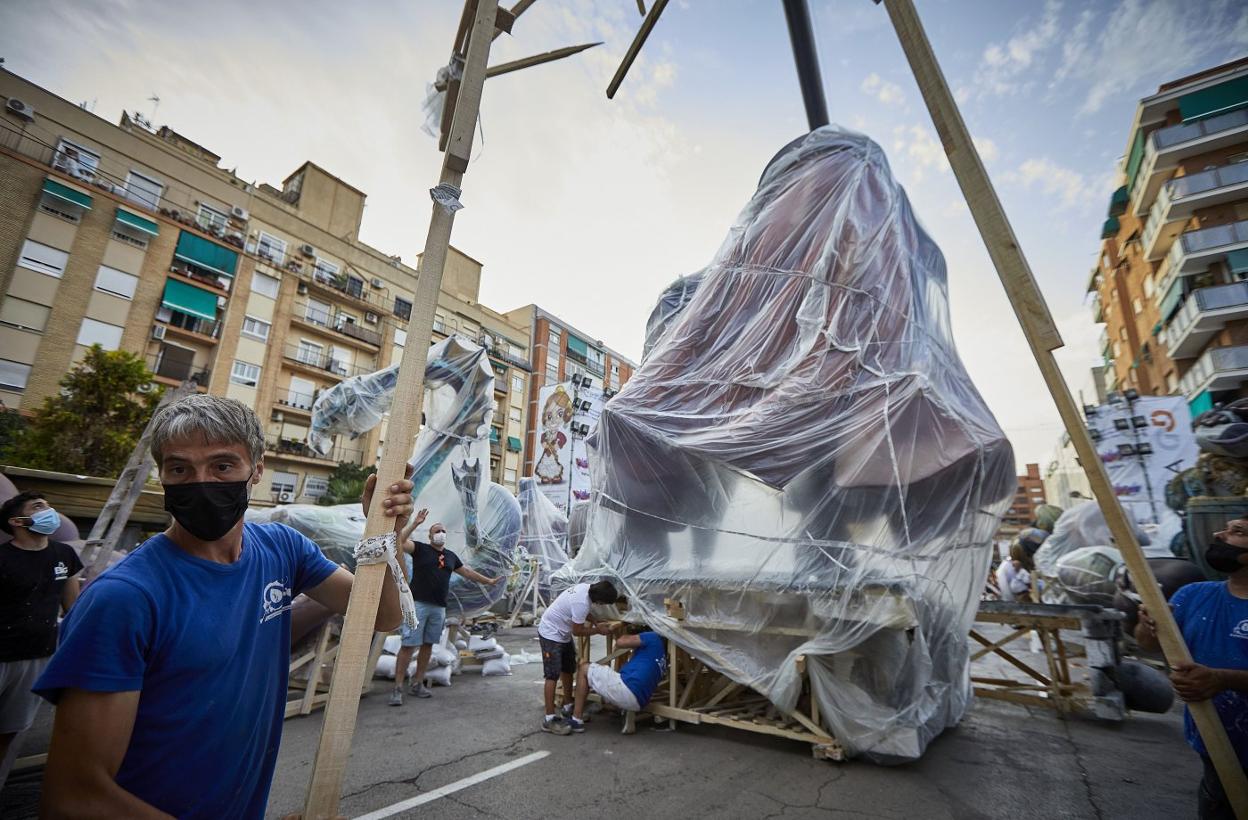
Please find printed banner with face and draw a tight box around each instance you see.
[532,380,605,514]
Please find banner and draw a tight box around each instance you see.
[532,380,606,514]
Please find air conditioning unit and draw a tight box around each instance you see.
[365,311,379,324]
[5,98,35,121]
[297,283,308,295]
[370,278,384,288]
[230,205,249,221]
[152,325,167,340]
[299,243,316,257]
[278,492,294,503]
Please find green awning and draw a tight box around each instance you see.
[1228,249,1248,276]
[1159,276,1185,323]
[489,427,500,443]
[43,178,92,209]
[1101,216,1120,239]
[1124,128,1146,193]
[1108,185,1129,217]
[566,335,588,356]
[161,278,218,322]
[1189,390,1214,415]
[174,230,238,277]
[507,436,522,452]
[115,208,159,236]
[1179,76,1248,122]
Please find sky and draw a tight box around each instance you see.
[2,0,1247,471]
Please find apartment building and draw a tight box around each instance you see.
[995,463,1047,539]
[0,69,528,500]
[503,305,637,476]
[1092,58,1248,414]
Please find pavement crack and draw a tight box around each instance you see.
[1060,718,1106,820]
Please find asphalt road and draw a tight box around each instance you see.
[3,626,1201,819]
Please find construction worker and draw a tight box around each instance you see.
[0,492,81,789]
[33,395,414,819]
[568,626,667,733]
[537,579,618,735]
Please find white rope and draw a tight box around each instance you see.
[355,532,418,630]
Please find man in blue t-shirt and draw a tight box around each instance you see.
[568,627,667,733]
[33,395,414,819]
[1137,516,1248,820]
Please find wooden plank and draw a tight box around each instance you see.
[974,611,1082,630]
[677,660,704,709]
[301,622,333,716]
[969,630,1051,686]
[492,0,538,41]
[882,1,1248,810]
[487,42,601,80]
[968,627,1031,662]
[14,753,47,772]
[606,0,669,99]
[300,3,499,817]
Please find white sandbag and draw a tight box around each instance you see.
[383,635,402,655]
[468,636,497,653]
[482,653,512,676]
[375,654,397,679]
[431,644,458,668]
[426,665,453,687]
[455,639,468,651]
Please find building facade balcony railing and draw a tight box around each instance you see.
[275,388,316,413]
[1179,343,1248,398]
[1142,162,1248,260]
[264,433,364,466]
[1131,107,1248,216]
[281,343,371,379]
[291,263,388,311]
[1156,218,1248,300]
[145,350,210,387]
[293,301,383,347]
[1160,281,1248,360]
[157,317,221,344]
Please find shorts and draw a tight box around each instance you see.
[408,601,446,646]
[539,636,576,681]
[0,657,50,734]
[587,663,642,711]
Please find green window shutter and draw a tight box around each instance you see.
[567,335,589,356]
[1159,276,1185,322]
[489,427,500,443]
[506,436,522,452]
[1179,76,1248,122]
[1101,216,1120,239]
[42,178,92,209]
[1108,185,1128,217]
[1124,129,1146,194]
[1227,249,1248,277]
[115,208,159,236]
[174,230,238,277]
[161,278,218,321]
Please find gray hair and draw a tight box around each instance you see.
[150,394,265,466]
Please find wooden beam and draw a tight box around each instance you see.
[493,0,539,41]
[486,42,602,80]
[299,2,499,817]
[881,1,1248,811]
[606,0,669,99]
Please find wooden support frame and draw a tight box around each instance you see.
[301,2,499,816]
[881,0,1248,812]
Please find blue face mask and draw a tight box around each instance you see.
[27,508,61,536]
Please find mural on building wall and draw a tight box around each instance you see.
[533,379,605,514]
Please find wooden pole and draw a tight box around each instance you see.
[606,0,669,99]
[300,1,499,816]
[880,0,1248,813]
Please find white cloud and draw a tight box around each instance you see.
[891,124,949,183]
[1002,157,1109,209]
[968,0,1062,98]
[974,136,1000,164]
[861,73,905,107]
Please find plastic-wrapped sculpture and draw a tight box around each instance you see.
[516,477,570,597]
[564,126,1015,762]
[289,337,519,618]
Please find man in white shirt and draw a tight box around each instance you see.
[537,580,618,735]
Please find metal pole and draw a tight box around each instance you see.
[781,0,830,130]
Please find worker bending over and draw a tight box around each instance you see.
[568,626,667,733]
[537,579,618,735]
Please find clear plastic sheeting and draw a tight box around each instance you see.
[301,337,520,619]
[1051,546,1123,606]
[245,503,367,570]
[516,477,571,597]
[643,272,705,361]
[561,126,1014,762]
[1033,501,1152,576]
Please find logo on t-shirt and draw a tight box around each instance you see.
[260,580,293,623]
[1232,619,1248,641]
[53,561,69,580]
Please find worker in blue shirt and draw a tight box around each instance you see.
[1137,516,1248,820]
[568,625,667,733]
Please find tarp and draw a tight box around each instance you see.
[516,477,570,597]
[560,126,1014,762]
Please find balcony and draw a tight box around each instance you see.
[281,343,371,380]
[264,433,364,466]
[1160,281,1248,360]
[146,350,210,391]
[1156,218,1248,300]
[156,317,221,345]
[1142,162,1248,260]
[274,388,316,416]
[1130,107,1248,217]
[291,263,387,311]
[169,260,231,294]
[1179,343,1248,398]
[1090,291,1104,323]
[292,301,383,348]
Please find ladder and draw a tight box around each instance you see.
[80,380,197,579]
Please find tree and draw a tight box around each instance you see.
[0,401,28,463]
[317,461,376,507]
[9,345,164,477]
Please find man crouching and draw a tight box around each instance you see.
[567,626,667,733]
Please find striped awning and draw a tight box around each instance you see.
[115,208,159,236]
[43,178,92,209]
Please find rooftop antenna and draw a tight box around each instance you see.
[147,94,161,122]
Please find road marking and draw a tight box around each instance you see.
[354,750,550,820]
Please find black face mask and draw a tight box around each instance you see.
[1205,538,1248,574]
[163,480,251,542]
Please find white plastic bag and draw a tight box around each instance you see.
[482,654,512,676]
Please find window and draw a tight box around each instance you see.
[94,266,138,299]
[241,315,271,341]
[433,312,447,333]
[0,359,31,390]
[111,229,147,249]
[512,374,524,394]
[545,360,560,384]
[302,475,329,499]
[1132,297,1142,315]
[1113,341,1121,358]
[76,318,124,350]
[197,204,229,234]
[17,239,68,278]
[1119,326,1127,341]
[509,407,522,424]
[252,271,280,299]
[123,170,163,210]
[393,297,413,321]
[305,298,331,326]
[0,297,49,332]
[1143,275,1155,299]
[52,138,101,181]
[394,328,407,347]
[230,360,261,387]
[508,342,524,361]
[297,340,323,365]
[314,258,340,282]
[504,468,517,484]
[256,232,287,264]
[271,471,298,497]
